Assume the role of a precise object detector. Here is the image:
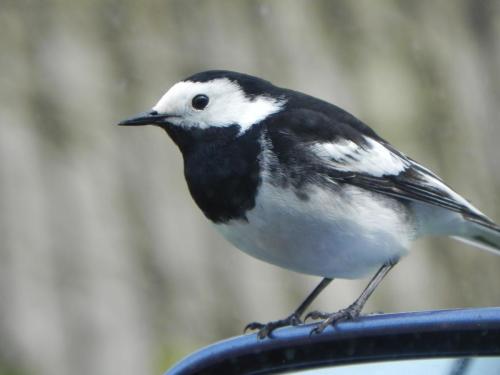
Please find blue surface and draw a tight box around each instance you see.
[165,307,500,375]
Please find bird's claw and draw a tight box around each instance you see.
[308,303,362,336]
[244,321,265,333]
[244,313,302,339]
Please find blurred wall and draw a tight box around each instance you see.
[1,1,500,374]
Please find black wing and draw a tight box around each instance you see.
[264,107,495,228]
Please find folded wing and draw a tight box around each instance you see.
[310,135,498,230]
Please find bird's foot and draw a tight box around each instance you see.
[305,303,362,335]
[244,313,302,339]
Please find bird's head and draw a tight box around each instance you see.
[118,71,286,135]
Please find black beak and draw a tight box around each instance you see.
[118,110,171,126]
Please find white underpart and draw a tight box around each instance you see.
[152,79,285,133]
[311,137,409,177]
[216,182,413,279]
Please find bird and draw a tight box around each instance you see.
[118,70,500,338]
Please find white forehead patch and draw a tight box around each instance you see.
[152,78,286,133]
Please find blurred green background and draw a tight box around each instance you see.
[2,0,500,374]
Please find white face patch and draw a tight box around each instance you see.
[152,78,286,133]
[311,136,409,177]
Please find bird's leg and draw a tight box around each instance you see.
[306,261,397,335]
[245,277,333,339]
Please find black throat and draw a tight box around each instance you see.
[164,124,262,223]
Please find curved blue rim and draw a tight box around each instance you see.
[165,307,500,375]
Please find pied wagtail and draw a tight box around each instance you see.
[119,70,500,338]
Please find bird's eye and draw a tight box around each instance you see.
[192,94,209,110]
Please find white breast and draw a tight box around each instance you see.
[215,181,415,279]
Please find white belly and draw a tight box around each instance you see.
[215,183,415,279]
